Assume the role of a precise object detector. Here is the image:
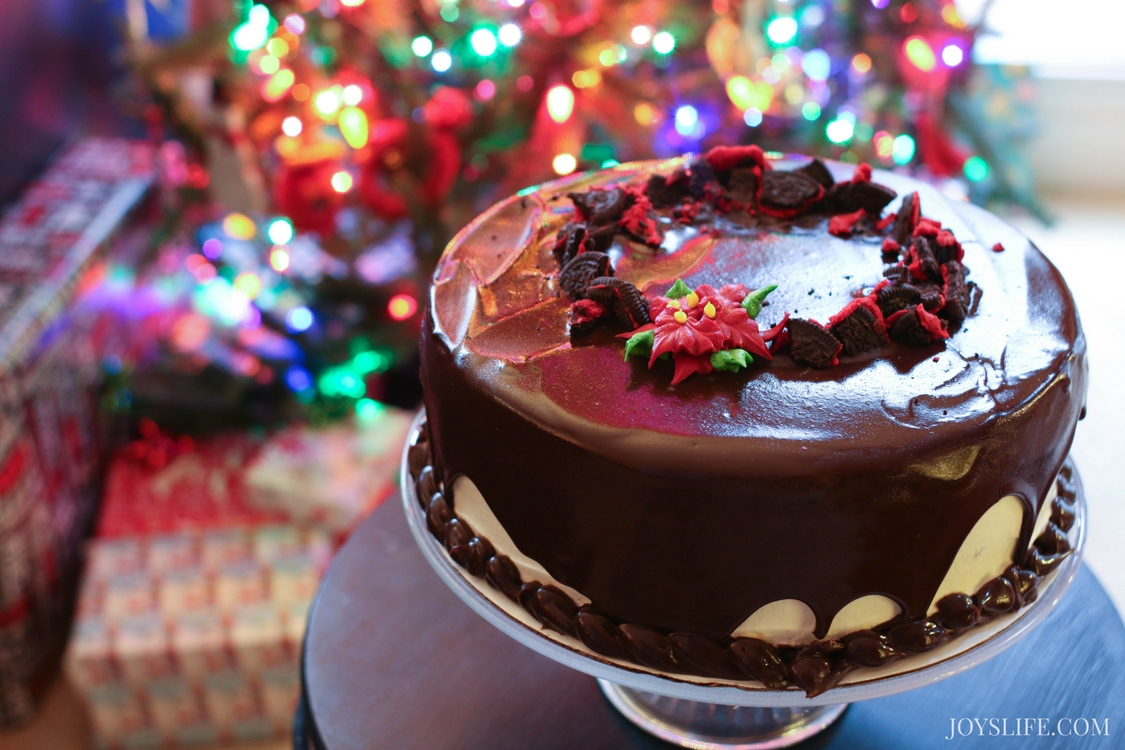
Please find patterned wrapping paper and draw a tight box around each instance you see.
[0,138,155,725]
[68,526,331,749]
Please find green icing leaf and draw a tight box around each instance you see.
[624,329,655,360]
[710,348,753,372]
[666,278,692,299]
[742,284,778,319]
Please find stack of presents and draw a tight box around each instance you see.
[0,139,412,747]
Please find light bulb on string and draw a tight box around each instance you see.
[545,85,575,123]
[652,31,675,54]
[498,23,521,47]
[552,153,577,175]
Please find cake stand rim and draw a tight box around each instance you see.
[401,409,1086,708]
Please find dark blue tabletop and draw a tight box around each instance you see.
[300,500,1125,749]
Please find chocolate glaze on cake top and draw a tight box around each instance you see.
[422,154,1087,640]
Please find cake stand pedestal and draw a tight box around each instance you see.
[297,445,1123,749]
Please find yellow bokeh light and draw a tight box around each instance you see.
[552,153,577,175]
[267,38,290,58]
[784,84,804,105]
[572,69,602,89]
[545,85,575,123]
[338,107,369,149]
[941,4,965,27]
[222,213,257,240]
[634,101,660,126]
[258,54,280,75]
[262,68,295,102]
[331,171,354,192]
[270,247,290,272]
[852,53,873,74]
[234,272,262,300]
[315,89,342,117]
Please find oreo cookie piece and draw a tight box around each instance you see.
[568,299,611,336]
[797,158,835,188]
[824,180,897,216]
[558,251,613,301]
[909,236,942,283]
[831,304,886,356]
[892,191,920,246]
[688,159,719,200]
[568,187,632,225]
[941,261,971,327]
[887,308,932,346]
[788,318,842,368]
[585,277,651,328]
[876,282,922,317]
[552,223,586,266]
[726,167,759,203]
[759,170,824,213]
[645,171,691,208]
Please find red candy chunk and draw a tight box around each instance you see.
[704,144,767,172]
[828,208,866,238]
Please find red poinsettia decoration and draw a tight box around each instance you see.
[624,283,778,384]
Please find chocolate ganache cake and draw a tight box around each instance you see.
[411,146,1087,696]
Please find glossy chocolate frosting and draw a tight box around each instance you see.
[420,155,1087,641]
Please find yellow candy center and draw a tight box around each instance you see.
[667,299,681,309]
[673,310,688,324]
[685,291,700,308]
[704,301,717,319]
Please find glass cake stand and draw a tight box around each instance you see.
[401,413,1086,749]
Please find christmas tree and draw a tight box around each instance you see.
[120,0,1039,423]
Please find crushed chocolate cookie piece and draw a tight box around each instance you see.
[824,180,897,216]
[797,157,835,188]
[787,318,842,368]
[882,265,910,284]
[729,638,788,689]
[892,191,920,246]
[890,621,950,652]
[726,167,759,203]
[830,300,887,356]
[932,593,980,629]
[552,223,587,266]
[919,287,945,312]
[941,261,971,327]
[876,282,922,317]
[569,187,632,225]
[586,277,651,328]
[759,170,824,214]
[645,170,691,208]
[668,633,745,680]
[617,624,680,671]
[617,193,664,247]
[888,306,947,346]
[907,236,942,283]
[558,251,612,301]
[575,610,627,658]
[568,298,611,335]
[688,159,719,200]
[844,633,905,667]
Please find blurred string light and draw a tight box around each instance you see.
[281,116,303,137]
[315,89,341,116]
[801,102,821,120]
[652,31,675,54]
[851,53,872,74]
[387,294,418,321]
[470,28,498,57]
[269,246,290,272]
[631,26,652,45]
[892,134,916,164]
[342,85,363,105]
[262,69,294,102]
[942,44,964,66]
[331,171,354,192]
[411,36,434,56]
[222,213,256,240]
[874,130,894,158]
[201,239,222,260]
[546,85,575,123]
[766,16,798,45]
[825,112,856,144]
[286,306,314,332]
[432,49,452,72]
[267,218,294,244]
[286,366,313,392]
[904,36,936,71]
[356,398,384,419]
[283,14,305,34]
[963,155,990,182]
[339,107,369,148]
[231,4,273,52]
[675,105,704,138]
[743,108,763,127]
[498,23,521,47]
[258,55,280,75]
[802,48,830,81]
[552,153,577,175]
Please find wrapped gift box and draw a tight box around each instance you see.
[0,138,155,725]
[68,525,330,748]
